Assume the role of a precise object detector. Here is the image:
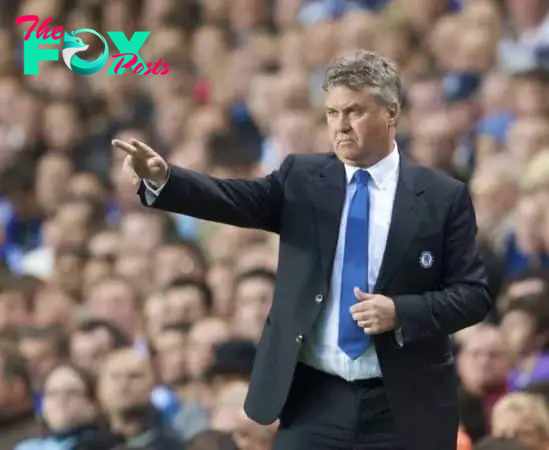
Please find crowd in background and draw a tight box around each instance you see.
[1,0,549,449]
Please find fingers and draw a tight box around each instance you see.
[112,138,158,160]
[130,139,157,157]
[122,154,140,185]
[112,139,136,155]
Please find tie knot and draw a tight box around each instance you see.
[353,170,370,186]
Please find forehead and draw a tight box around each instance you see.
[74,327,111,345]
[465,329,503,350]
[104,351,146,373]
[156,329,186,345]
[46,366,83,387]
[324,84,376,108]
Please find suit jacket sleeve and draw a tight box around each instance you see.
[392,184,492,344]
[137,155,295,234]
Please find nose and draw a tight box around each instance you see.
[335,114,351,133]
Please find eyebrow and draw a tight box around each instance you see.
[326,103,361,111]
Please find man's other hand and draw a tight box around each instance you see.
[112,138,169,186]
[350,287,397,335]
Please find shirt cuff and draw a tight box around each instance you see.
[143,177,168,195]
[143,173,169,206]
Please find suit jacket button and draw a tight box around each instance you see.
[315,294,323,303]
[296,334,303,343]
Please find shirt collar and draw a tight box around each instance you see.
[343,142,400,189]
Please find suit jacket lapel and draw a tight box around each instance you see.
[308,155,346,286]
[374,157,425,292]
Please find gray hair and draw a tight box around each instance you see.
[323,50,402,107]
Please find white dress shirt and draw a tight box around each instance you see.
[299,146,400,381]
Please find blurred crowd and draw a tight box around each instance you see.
[0,0,549,449]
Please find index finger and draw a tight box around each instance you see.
[112,139,137,156]
[130,139,157,157]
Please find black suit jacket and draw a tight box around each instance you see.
[138,152,492,450]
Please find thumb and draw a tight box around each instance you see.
[354,287,373,301]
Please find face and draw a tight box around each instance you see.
[515,196,544,253]
[54,253,84,297]
[86,280,137,339]
[185,106,228,142]
[0,291,30,330]
[506,0,547,27]
[470,165,518,227]
[493,406,549,450]
[42,103,79,151]
[506,118,549,164]
[115,253,153,297]
[207,264,235,318]
[187,319,230,378]
[35,155,73,213]
[325,85,397,167]
[165,286,208,326]
[514,76,549,117]
[273,111,316,155]
[20,338,61,388]
[34,289,73,327]
[154,246,203,288]
[233,277,274,342]
[88,231,120,259]
[400,0,446,29]
[191,26,228,73]
[457,327,510,394]
[410,112,455,167]
[500,310,536,363]
[143,293,170,339]
[120,214,163,253]
[55,202,93,247]
[154,330,188,386]
[70,329,114,377]
[337,12,378,54]
[98,351,153,413]
[42,367,96,431]
[67,174,106,205]
[155,97,193,146]
[82,259,113,297]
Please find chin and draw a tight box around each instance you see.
[335,145,363,163]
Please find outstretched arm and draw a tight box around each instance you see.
[139,158,294,234]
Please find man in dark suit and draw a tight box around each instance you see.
[113,50,492,450]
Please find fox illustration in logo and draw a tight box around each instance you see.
[62,29,109,75]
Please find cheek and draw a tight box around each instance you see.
[353,116,385,138]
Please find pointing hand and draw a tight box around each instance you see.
[112,138,169,186]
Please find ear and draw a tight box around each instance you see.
[386,103,400,127]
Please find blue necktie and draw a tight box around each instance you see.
[338,170,371,359]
